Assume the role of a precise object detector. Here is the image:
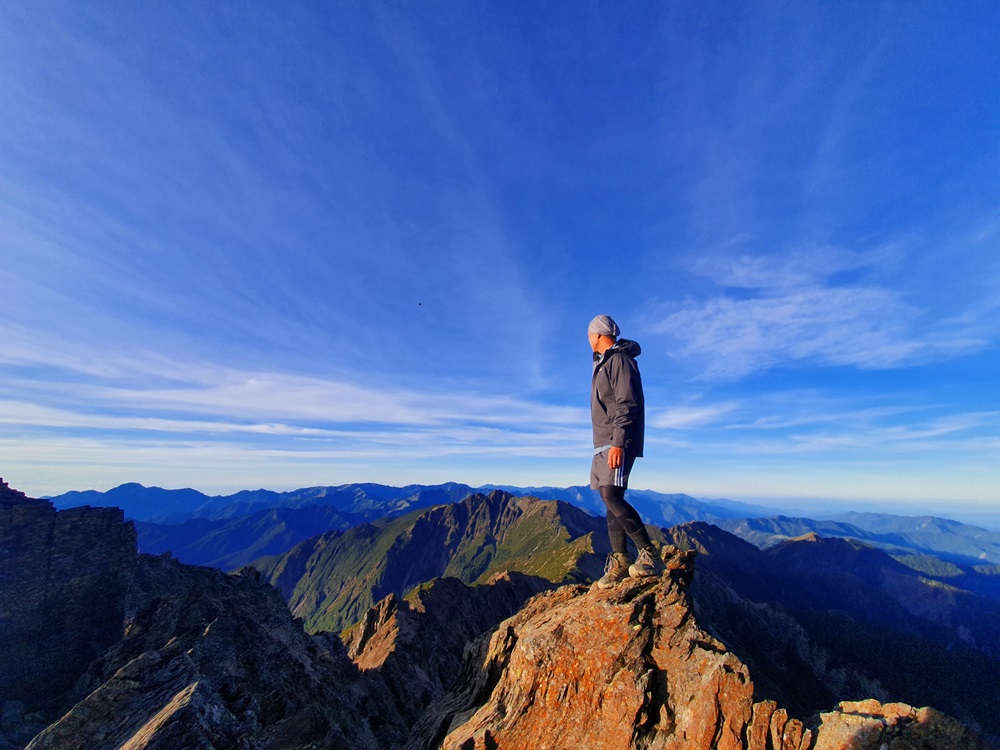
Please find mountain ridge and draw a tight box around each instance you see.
[52,481,1000,579]
[47,480,775,525]
[134,503,361,570]
[241,493,1000,736]
[250,491,607,634]
[716,513,1000,566]
[1,478,994,750]
[668,521,1000,733]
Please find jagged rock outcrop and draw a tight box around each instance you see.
[405,547,988,750]
[24,556,380,750]
[0,480,379,750]
[811,699,985,750]
[345,572,554,746]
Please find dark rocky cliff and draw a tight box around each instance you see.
[0,479,380,750]
[0,479,135,715]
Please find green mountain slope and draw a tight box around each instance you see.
[250,491,607,635]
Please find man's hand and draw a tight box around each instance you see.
[607,446,624,470]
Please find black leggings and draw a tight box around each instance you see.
[599,485,652,555]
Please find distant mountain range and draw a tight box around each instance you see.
[49,481,1000,573]
[716,513,1000,564]
[48,481,778,570]
[48,481,482,524]
[48,481,778,524]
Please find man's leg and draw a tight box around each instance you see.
[599,485,652,551]
[600,482,665,578]
[593,451,635,587]
[606,510,628,555]
[599,476,666,578]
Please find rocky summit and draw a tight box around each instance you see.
[0,479,992,750]
[405,547,986,750]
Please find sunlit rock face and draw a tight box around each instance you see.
[406,547,988,750]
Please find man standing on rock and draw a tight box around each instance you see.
[588,314,665,588]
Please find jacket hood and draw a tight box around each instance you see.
[609,339,641,358]
[594,339,641,367]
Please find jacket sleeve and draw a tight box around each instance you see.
[606,355,640,449]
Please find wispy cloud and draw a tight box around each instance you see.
[0,347,590,448]
[654,286,921,378]
[653,388,1000,457]
[649,401,740,429]
[779,411,1000,454]
[685,245,903,290]
[648,239,993,379]
[0,347,593,496]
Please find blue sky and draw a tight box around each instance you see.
[2,2,998,519]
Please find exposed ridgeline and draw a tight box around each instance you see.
[0,480,992,749]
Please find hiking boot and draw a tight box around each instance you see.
[597,552,633,589]
[629,546,666,577]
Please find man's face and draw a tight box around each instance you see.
[588,332,600,352]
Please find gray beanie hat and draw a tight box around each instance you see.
[588,314,620,337]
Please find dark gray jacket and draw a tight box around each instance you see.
[591,339,644,456]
